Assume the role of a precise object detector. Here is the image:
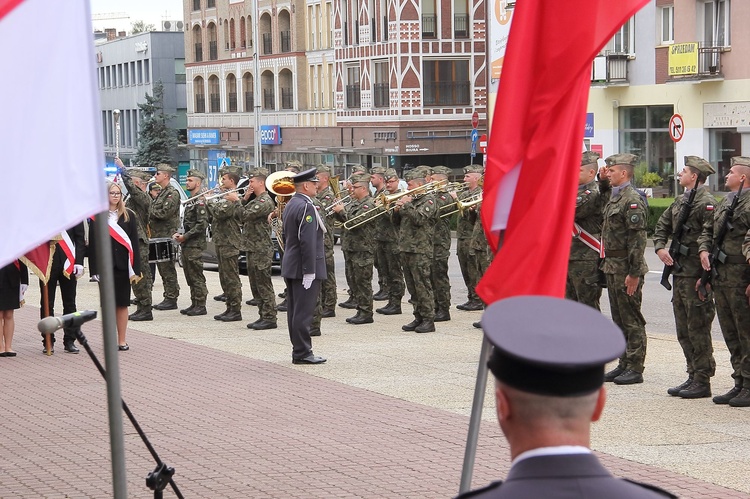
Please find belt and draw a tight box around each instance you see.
[723,255,748,264]
[604,250,627,257]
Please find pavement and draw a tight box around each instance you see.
[1,245,749,498]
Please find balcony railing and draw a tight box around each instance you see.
[698,43,723,76]
[280,31,291,53]
[346,84,361,108]
[373,83,389,108]
[262,33,272,55]
[209,94,220,112]
[209,41,218,60]
[228,92,237,112]
[454,14,469,38]
[281,87,293,109]
[244,91,254,111]
[195,95,205,113]
[591,51,628,84]
[263,89,275,110]
[194,43,203,62]
[423,81,470,106]
[422,15,437,38]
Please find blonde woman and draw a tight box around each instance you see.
[89,182,141,350]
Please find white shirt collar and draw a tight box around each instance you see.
[511,446,591,469]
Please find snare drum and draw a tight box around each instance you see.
[148,238,175,263]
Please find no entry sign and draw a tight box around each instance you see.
[669,114,684,143]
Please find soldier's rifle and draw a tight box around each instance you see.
[697,179,744,299]
[660,178,699,290]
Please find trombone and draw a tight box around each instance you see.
[325,195,352,215]
[203,186,248,202]
[181,186,222,205]
[441,192,483,218]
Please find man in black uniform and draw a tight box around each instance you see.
[457,296,676,499]
[281,168,327,364]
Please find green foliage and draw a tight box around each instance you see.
[641,172,663,188]
[647,205,668,236]
[134,81,178,167]
[647,197,674,208]
[130,20,155,34]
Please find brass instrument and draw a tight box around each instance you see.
[181,186,222,205]
[202,186,247,202]
[266,170,297,250]
[325,194,352,215]
[457,193,483,216]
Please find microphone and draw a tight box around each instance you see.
[37,310,98,335]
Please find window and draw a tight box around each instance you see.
[660,5,673,45]
[243,72,254,111]
[700,0,730,47]
[373,61,389,108]
[227,74,237,112]
[137,60,143,84]
[194,76,206,113]
[100,67,105,88]
[175,59,186,84]
[207,0,215,8]
[423,60,470,106]
[208,75,220,112]
[280,69,293,109]
[117,64,123,86]
[422,0,437,38]
[619,105,674,181]
[612,17,634,54]
[192,0,200,11]
[144,59,150,84]
[123,63,129,85]
[454,0,469,38]
[346,65,360,109]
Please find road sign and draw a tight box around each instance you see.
[479,134,488,154]
[471,111,479,129]
[471,141,477,158]
[669,114,684,143]
[471,129,479,143]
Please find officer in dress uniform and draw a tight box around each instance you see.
[150,163,181,310]
[174,169,209,316]
[430,166,454,322]
[456,296,676,499]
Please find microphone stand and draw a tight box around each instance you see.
[71,326,184,499]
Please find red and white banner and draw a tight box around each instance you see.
[0,0,107,268]
[59,230,76,278]
[107,216,137,281]
[477,0,648,304]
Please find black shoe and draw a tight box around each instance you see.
[252,319,278,330]
[376,303,402,315]
[278,291,287,299]
[434,310,451,322]
[679,381,711,399]
[130,309,153,321]
[372,290,389,301]
[292,354,326,365]
[461,300,484,311]
[63,342,79,354]
[714,385,743,405]
[668,377,693,396]
[118,344,129,351]
[154,299,178,311]
[42,348,54,355]
[604,366,625,382]
[338,298,357,309]
[415,320,435,333]
[728,388,750,407]
[321,309,336,318]
[346,313,374,325]
[246,320,259,329]
[245,298,260,306]
[128,310,140,320]
[402,318,422,331]
[213,293,227,302]
[186,306,207,316]
[309,327,321,337]
[472,321,482,329]
[277,299,288,312]
[220,310,242,322]
[214,310,229,321]
[613,369,644,385]
[180,305,196,315]
[456,301,471,311]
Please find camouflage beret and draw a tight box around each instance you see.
[349,172,371,185]
[370,166,387,175]
[581,151,601,166]
[404,169,426,181]
[684,156,715,175]
[247,167,269,178]
[431,166,453,176]
[156,163,175,173]
[126,168,153,181]
[316,165,332,175]
[148,182,162,191]
[186,168,206,180]
[415,165,432,175]
[730,156,750,167]
[384,168,398,179]
[463,164,484,174]
[605,153,639,167]
[351,164,367,173]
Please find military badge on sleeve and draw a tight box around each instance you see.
[305,215,313,223]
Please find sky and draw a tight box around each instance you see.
[90,0,184,33]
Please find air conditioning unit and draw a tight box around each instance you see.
[161,20,185,32]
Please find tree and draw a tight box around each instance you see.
[130,20,155,34]
[134,81,178,166]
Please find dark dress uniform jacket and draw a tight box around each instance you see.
[88,211,141,277]
[456,454,675,499]
[281,194,326,280]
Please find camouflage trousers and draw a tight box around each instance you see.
[320,248,337,311]
[457,239,479,302]
[216,245,242,312]
[374,244,384,292]
[402,252,434,321]
[376,240,404,302]
[672,276,716,383]
[566,259,602,311]
[156,251,180,300]
[182,246,207,306]
[344,250,374,315]
[131,238,152,311]
[246,249,277,322]
[432,251,451,311]
[714,284,750,388]
[605,273,647,373]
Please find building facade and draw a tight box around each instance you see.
[96,31,187,166]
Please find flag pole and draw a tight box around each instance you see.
[93,213,128,498]
[458,335,493,494]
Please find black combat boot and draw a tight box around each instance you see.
[186,304,207,316]
[728,388,750,407]
[372,289,389,301]
[679,381,711,399]
[220,310,243,322]
[346,312,374,325]
[402,316,422,331]
[213,293,227,302]
[434,309,451,322]
[180,304,196,315]
[604,366,625,382]
[667,376,693,396]
[338,297,357,309]
[415,320,435,333]
[154,299,178,311]
[713,385,742,405]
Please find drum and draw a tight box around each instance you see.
[148,238,175,263]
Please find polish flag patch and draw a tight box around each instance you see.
[629,203,638,209]
[706,205,714,211]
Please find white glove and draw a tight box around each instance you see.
[73,264,85,279]
[19,284,28,301]
[91,274,100,282]
[302,273,315,290]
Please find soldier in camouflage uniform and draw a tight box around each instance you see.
[208,167,244,322]
[654,156,717,399]
[314,166,338,317]
[600,154,649,385]
[469,194,491,297]
[566,151,606,311]
[332,172,376,324]
[698,156,750,407]
[175,169,209,316]
[392,169,438,333]
[120,164,154,321]
[430,166,454,321]
[455,165,484,311]
[150,164,181,310]
[375,169,405,315]
[370,166,389,301]
[241,168,277,330]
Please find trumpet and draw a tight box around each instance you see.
[181,186,222,205]
[203,186,247,202]
[325,194,352,215]
[440,192,483,218]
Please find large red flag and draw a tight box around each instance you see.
[20,240,57,285]
[476,0,648,304]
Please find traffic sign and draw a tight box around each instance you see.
[471,111,479,129]
[479,134,488,154]
[471,129,479,143]
[669,114,684,143]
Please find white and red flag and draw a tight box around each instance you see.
[477,0,648,304]
[0,0,107,268]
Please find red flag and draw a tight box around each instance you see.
[476,0,648,304]
[20,240,57,285]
